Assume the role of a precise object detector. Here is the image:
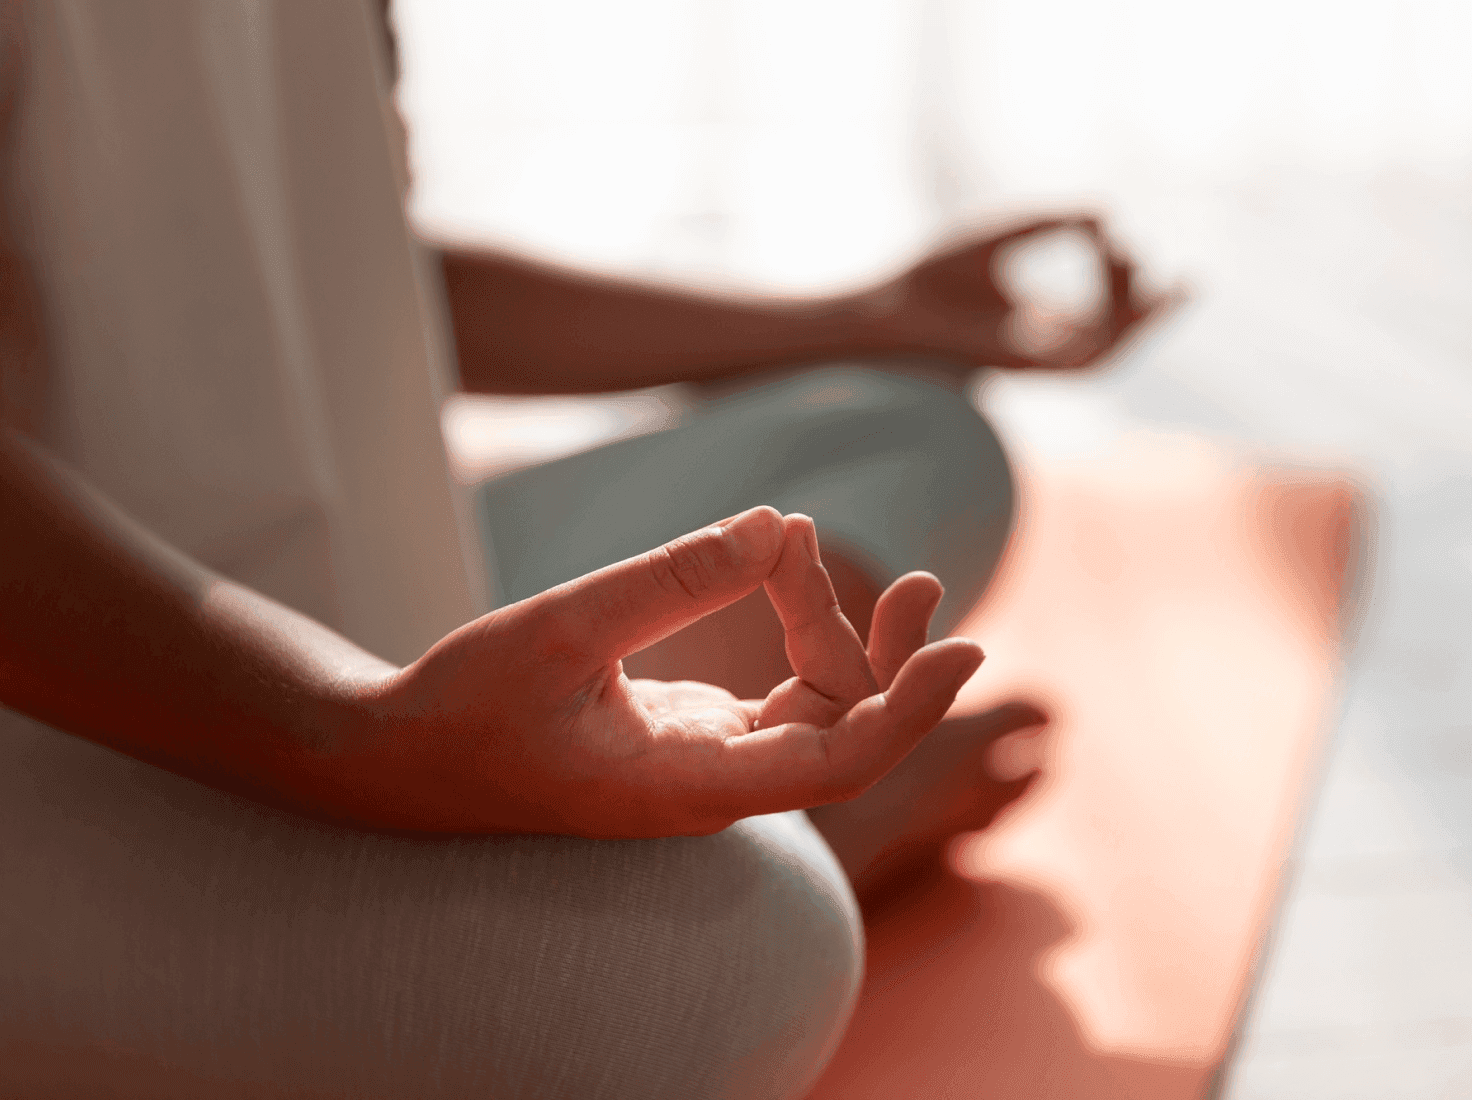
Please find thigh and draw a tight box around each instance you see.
[0,711,861,1100]
[476,367,1015,637]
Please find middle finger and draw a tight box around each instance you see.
[763,515,876,706]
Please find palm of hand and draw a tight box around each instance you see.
[339,509,981,839]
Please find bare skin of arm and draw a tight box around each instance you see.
[440,247,881,394]
[438,217,1172,396]
[0,425,394,814]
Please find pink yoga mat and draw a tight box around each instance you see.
[806,436,1367,1099]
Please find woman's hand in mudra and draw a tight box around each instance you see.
[860,214,1184,374]
[309,507,982,838]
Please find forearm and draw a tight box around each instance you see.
[438,245,901,394]
[0,426,396,814]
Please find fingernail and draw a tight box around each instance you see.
[723,506,782,560]
[791,514,821,562]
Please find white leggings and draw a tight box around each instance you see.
[0,708,861,1099]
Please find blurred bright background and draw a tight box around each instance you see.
[392,0,1472,1094]
[396,0,1472,290]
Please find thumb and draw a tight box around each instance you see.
[528,505,786,664]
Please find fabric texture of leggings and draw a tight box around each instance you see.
[0,711,861,1099]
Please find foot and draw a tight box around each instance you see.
[806,701,1047,912]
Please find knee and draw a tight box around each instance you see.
[457,812,863,1100]
[792,364,1012,489]
[701,812,864,1100]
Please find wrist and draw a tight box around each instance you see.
[256,655,405,828]
[836,283,928,361]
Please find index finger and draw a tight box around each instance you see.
[530,505,786,666]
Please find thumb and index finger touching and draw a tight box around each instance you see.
[530,503,984,813]
[758,515,971,714]
[994,214,1190,370]
[535,505,912,697]
[743,513,984,811]
[534,502,984,707]
[757,514,877,726]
